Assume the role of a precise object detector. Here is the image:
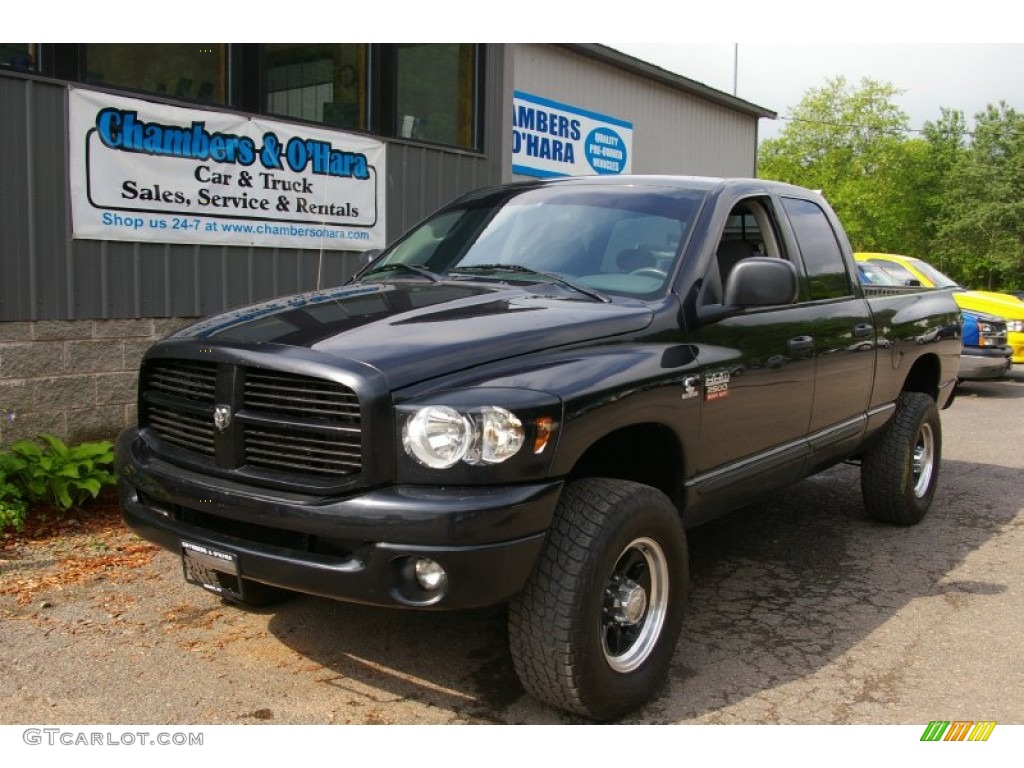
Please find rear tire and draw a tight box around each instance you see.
[508,478,688,720]
[861,391,941,525]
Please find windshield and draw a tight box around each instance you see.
[858,262,903,286]
[363,184,706,298]
[908,258,960,289]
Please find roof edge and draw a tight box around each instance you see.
[559,44,778,120]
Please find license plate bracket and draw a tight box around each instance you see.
[181,540,243,601]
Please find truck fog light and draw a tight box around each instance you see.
[414,558,447,591]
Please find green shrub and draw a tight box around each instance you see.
[4,434,116,513]
[0,462,28,532]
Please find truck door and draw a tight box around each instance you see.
[778,196,875,443]
[688,196,816,492]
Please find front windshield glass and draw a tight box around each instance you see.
[908,258,960,289]
[366,184,707,298]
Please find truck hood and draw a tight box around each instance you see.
[954,290,1024,320]
[167,281,654,389]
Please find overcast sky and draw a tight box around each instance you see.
[606,43,1024,141]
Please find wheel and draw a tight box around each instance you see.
[860,391,941,525]
[508,478,688,720]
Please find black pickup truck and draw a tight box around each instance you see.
[117,176,961,720]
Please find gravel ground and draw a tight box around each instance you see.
[2,369,1022,726]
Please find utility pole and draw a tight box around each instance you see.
[733,43,738,96]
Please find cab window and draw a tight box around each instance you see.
[781,197,852,300]
[701,196,787,306]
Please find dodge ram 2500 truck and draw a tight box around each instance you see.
[118,176,961,720]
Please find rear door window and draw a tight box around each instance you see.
[781,197,852,301]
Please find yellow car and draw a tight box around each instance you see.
[855,252,1024,364]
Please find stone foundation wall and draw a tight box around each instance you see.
[0,318,196,449]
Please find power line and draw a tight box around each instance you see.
[776,115,972,137]
[776,115,1024,141]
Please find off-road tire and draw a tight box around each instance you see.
[508,478,688,720]
[861,391,941,525]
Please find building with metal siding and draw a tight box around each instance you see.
[505,45,770,180]
[0,67,504,324]
[0,43,773,447]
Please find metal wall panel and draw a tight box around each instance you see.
[1,76,46,320]
[507,45,765,181]
[0,46,504,322]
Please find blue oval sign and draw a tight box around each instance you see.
[585,127,628,175]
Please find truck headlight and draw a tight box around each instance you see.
[403,405,524,469]
[403,406,473,469]
[466,406,525,465]
[1006,320,1023,333]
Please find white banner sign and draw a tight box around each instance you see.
[69,88,386,250]
[512,90,633,178]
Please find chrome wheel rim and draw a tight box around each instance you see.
[912,422,935,498]
[601,537,669,673]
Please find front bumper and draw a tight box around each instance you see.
[958,346,1013,381]
[1009,331,1024,364]
[117,430,561,609]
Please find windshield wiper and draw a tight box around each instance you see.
[361,262,441,282]
[449,264,610,303]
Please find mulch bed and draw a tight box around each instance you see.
[0,489,158,607]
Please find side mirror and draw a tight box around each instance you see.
[697,258,798,324]
[724,257,799,306]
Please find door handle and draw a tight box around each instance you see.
[852,323,874,339]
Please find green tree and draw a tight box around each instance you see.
[931,102,1024,291]
[758,77,928,255]
[918,108,970,276]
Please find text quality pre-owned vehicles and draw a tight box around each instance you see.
[855,252,1024,364]
[118,177,961,720]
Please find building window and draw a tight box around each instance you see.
[1,43,37,71]
[392,44,478,149]
[264,44,367,131]
[84,44,228,104]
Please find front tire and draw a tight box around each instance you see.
[861,391,942,525]
[508,478,688,720]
